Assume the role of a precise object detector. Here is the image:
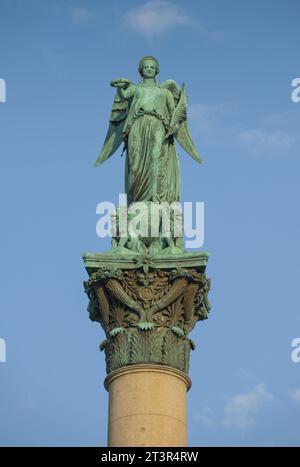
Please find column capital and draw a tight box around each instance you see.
[83,252,211,376]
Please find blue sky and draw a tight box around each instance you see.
[0,0,300,447]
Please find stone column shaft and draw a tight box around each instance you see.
[105,365,191,447]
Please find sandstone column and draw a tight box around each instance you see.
[105,364,191,447]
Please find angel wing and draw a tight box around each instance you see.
[160,80,203,164]
[94,91,131,167]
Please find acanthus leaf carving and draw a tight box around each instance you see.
[83,266,211,374]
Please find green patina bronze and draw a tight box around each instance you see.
[83,254,210,375]
[83,57,211,376]
[95,56,202,204]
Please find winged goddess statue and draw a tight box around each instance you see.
[95,56,202,205]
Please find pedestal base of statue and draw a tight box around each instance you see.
[83,250,211,447]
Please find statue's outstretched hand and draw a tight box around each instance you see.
[110,78,131,89]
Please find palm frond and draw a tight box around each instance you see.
[170,84,187,128]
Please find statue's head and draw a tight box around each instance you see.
[138,56,159,78]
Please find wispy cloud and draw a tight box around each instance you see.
[189,103,224,134]
[223,383,273,430]
[290,388,300,405]
[124,1,197,39]
[190,103,298,157]
[69,7,95,25]
[194,406,214,427]
[238,129,294,156]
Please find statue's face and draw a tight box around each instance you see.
[141,59,157,78]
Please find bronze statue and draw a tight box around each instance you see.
[95,56,202,204]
